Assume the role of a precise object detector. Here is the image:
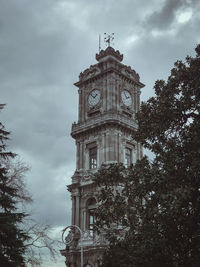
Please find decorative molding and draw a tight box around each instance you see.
[71,111,137,138]
[96,46,123,62]
[121,66,140,82]
[79,65,101,82]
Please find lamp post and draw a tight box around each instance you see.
[62,225,83,267]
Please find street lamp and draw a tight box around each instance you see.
[62,225,83,267]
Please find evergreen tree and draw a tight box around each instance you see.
[0,104,28,266]
[94,45,200,266]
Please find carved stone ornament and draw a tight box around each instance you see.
[65,230,74,245]
[79,65,101,81]
[121,66,140,81]
[83,230,93,240]
[96,46,123,62]
[93,233,107,246]
[82,170,91,180]
[65,229,80,249]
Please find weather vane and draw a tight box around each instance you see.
[104,33,114,47]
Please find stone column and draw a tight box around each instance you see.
[106,131,109,162]
[105,73,108,111]
[136,142,143,161]
[83,209,87,231]
[78,89,82,122]
[72,196,76,225]
[102,132,106,162]
[121,137,126,165]
[103,76,107,112]
[137,86,141,112]
[133,91,136,113]
[117,132,120,162]
[79,141,84,169]
[76,141,80,170]
[114,131,118,162]
[109,129,115,161]
[111,75,115,110]
[83,85,86,121]
[75,195,80,227]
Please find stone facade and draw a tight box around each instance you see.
[61,46,144,267]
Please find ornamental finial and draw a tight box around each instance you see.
[104,33,114,47]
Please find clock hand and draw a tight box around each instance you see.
[123,92,128,99]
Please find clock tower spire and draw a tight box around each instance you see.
[61,46,145,266]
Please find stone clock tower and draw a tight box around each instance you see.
[61,46,144,267]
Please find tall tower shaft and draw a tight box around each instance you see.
[61,46,144,267]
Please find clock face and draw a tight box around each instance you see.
[88,89,101,107]
[121,90,132,106]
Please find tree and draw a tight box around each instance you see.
[94,45,200,266]
[0,104,28,266]
[24,219,60,266]
[0,105,60,266]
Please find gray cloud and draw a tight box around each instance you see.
[145,0,199,30]
[146,0,182,29]
[1,0,200,265]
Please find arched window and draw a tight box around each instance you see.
[86,198,96,237]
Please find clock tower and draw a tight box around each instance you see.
[61,46,144,267]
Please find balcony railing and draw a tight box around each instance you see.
[71,111,137,137]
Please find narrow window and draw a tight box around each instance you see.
[87,198,96,237]
[89,209,95,236]
[89,147,97,169]
[125,147,132,167]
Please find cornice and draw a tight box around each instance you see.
[74,66,144,88]
[74,51,145,89]
[71,111,137,139]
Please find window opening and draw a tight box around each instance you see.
[87,198,96,237]
[89,209,95,236]
[89,147,97,169]
[125,147,132,168]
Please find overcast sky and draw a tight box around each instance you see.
[1,0,200,266]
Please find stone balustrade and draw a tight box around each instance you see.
[71,111,137,137]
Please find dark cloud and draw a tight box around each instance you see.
[146,0,182,29]
[0,0,200,265]
[145,0,199,30]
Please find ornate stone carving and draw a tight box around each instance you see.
[96,46,123,62]
[93,233,107,246]
[83,230,93,240]
[121,66,140,82]
[71,111,137,138]
[65,229,80,250]
[82,170,92,181]
[79,65,101,81]
[71,170,81,184]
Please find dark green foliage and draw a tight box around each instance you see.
[94,45,200,266]
[0,104,28,266]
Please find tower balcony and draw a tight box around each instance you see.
[71,111,137,138]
